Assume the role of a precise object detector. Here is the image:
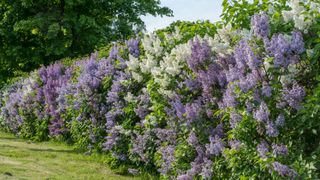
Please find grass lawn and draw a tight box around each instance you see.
[0,131,142,180]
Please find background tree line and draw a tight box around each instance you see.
[0,0,172,86]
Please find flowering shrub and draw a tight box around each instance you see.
[1,0,320,178]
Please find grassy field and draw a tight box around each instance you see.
[0,131,141,180]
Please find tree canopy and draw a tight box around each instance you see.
[0,0,172,86]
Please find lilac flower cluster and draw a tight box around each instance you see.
[39,63,72,135]
[266,31,304,68]
[158,145,175,174]
[272,162,298,178]
[251,12,270,38]
[257,140,269,158]
[126,38,140,58]
[282,83,306,110]
[187,38,211,72]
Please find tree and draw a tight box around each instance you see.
[0,0,172,86]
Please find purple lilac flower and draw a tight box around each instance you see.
[290,31,305,54]
[234,40,262,71]
[275,114,285,127]
[197,63,226,97]
[272,162,298,178]
[266,121,279,137]
[226,65,243,83]
[135,106,150,119]
[218,54,236,70]
[229,140,241,150]
[251,12,270,38]
[238,72,258,92]
[230,111,242,128]
[234,40,248,70]
[172,97,186,119]
[184,77,201,91]
[254,101,270,122]
[206,136,224,156]
[200,158,213,179]
[107,80,123,103]
[108,46,120,60]
[211,123,225,138]
[262,82,272,97]
[126,38,140,57]
[156,128,176,144]
[186,145,206,178]
[257,140,269,158]
[246,47,261,70]
[39,63,72,135]
[105,111,117,129]
[185,100,202,123]
[272,143,288,156]
[132,131,152,162]
[206,109,213,118]
[177,174,193,180]
[253,89,262,103]
[246,100,253,114]
[282,83,305,110]
[158,145,175,174]
[187,132,199,146]
[267,34,291,68]
[219,84,237,108]
[187,38,211,72]
[102,127,120,151]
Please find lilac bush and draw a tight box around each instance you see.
[1,1,320,178]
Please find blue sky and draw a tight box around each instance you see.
[142,0,223,32]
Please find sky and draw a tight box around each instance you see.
[142,0,224,32]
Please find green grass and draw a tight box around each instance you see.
[0,131,142,180]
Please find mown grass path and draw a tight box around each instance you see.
[0,132,138,180]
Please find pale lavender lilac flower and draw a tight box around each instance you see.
[282,83,305,110]
[251,12,270,38]
[257,140,269,158]
[272,143,288,156]
[272,162,298,178]
[254,101,270,122]
[266,121,279,137]
[276,114,285,127]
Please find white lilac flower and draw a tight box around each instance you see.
[124,92,136,103]
[205,26,235,56]
[131,72,143,82]
[160,54,181,76]
[141,33,163,56]
[282,10,293,22]
[151,67,162,77]
[280,74,294,86]
[282,0,320,31]
[140,54,157,73]
[126,54,140,71]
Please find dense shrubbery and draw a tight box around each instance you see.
[1,0,320,179]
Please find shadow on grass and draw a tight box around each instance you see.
[0,144,76,154]
[0,136,19,140]
[28,148,76,154]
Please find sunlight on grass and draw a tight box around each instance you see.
[0,132,142,180]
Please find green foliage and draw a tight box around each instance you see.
[156,20,217,43]
[0,0,172,86]
[221,0,288,29]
